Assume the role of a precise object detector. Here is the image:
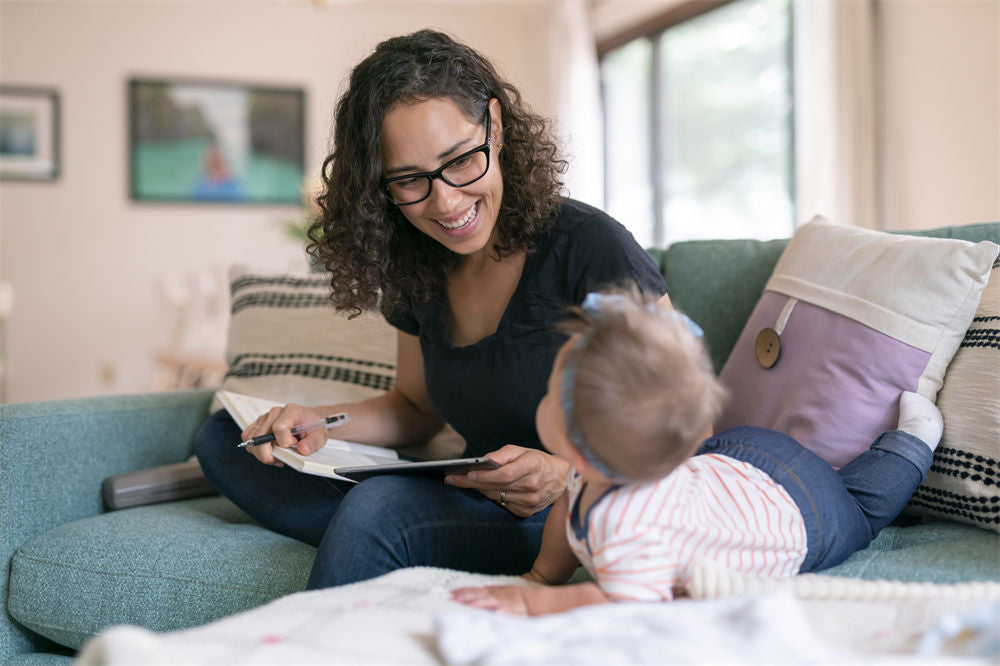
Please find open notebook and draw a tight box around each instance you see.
[216,390,498,483]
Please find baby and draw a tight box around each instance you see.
[453,288,942,615]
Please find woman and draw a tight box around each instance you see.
[195,29,666,589]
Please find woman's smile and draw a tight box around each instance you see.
[435,201,480,232]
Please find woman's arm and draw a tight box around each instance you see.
[343,330,445,446]
[242,331,445,464]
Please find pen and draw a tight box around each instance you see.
[237,413,350,448]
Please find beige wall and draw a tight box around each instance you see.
[1,0,998,404]
[878,0,1000,230]
[0,0,559,403]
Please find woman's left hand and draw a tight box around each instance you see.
[445,445,570,517]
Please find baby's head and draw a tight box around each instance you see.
[541,288,728,483]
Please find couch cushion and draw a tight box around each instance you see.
[5,654,74,665]
[661,237,789,373]
[716,219,998,469]
[8,496,314,650]
[821,519,1000,583]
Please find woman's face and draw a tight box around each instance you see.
[380,97,503,257]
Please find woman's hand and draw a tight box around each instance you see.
[445,445,570,517]
[241,403,327,466]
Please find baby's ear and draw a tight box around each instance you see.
[568,444,622,483]
[556,434,592,475]
[566,444,590,473]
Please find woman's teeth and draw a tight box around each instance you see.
[437,202,478,230]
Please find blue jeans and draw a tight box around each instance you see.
[194,409,548,588]
[698,425,933,573]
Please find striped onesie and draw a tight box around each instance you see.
[564,424,934,602]
[565,454,807,602]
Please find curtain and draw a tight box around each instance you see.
[549,0,605,209]
[794,0,880,229]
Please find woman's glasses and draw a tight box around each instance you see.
[382,113,492,206]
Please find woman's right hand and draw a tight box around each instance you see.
[241,331,443,467]
[241,403,326,466]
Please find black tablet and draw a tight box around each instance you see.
[334,457,501,482]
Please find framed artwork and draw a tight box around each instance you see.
[0,86,60,181]
[128,78,305,204]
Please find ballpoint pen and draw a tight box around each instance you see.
[237,413,350,448]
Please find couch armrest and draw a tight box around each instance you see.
[0,389,213,659]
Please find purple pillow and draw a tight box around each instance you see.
[717,220,998,469]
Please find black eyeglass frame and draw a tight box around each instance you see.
[381,112,492,206]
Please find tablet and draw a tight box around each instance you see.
[334,457,501,482]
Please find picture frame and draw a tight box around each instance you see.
[128,78,305,204]
[0,86,60,181]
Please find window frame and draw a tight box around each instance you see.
[598,0,797,247]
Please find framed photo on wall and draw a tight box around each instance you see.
[0,86,60,181]
[128,78,305,204]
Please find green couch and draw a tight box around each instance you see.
[4,222,999,664]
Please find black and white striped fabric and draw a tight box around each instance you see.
[208,266,397,414]
[907,258,1000,532]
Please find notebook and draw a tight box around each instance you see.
[216,390,498,483]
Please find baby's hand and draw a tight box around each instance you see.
[450,585,529,615]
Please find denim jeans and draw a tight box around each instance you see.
[698,425,933,573]
[194,409,549,588]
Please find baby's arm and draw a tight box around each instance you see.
[452,493,608,615]
[452,581,612,616]
[523,492,579,585]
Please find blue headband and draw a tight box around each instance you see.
[560,292,704,483]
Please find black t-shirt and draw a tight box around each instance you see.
[385,199,667,456]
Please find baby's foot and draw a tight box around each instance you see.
[898,391,943,451]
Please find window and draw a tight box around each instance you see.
[601,0,794,247]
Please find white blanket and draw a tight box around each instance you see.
[77,566,999,665]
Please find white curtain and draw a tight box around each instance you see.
[548,0,605,209]
[794,0,880,229]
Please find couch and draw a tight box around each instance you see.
[3,221,999,664]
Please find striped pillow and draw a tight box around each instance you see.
[906,258,1000,531]
[209,265,396,413]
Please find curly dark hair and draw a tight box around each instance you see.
[308,29,568,316]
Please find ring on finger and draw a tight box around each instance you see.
[499,489,507,507]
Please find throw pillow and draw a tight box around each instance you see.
[211,265,465,460]
[716,219,999,469]
[906,257,1000,531]
[209,265,397,414]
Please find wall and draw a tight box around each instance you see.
[2,0,999,404]
[0,0,561,403]
[878,0,1000,230]
[590,0,684,43]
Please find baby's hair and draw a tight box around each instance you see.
[560,287,728,481]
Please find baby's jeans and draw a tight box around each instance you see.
[698,425,933,573]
